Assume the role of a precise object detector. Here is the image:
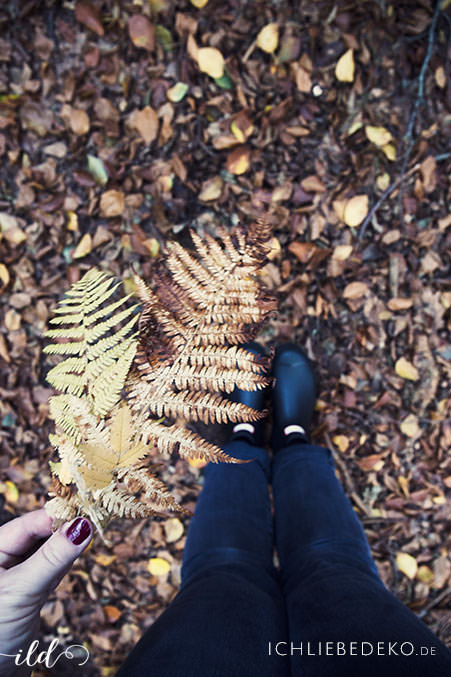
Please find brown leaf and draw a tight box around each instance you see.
[100,190,125,217]
[420,155,436,193]
[294,64,312,93]
[226,146,250,175]
[288,241,318,264]
[387,297,413,311]
[128,15,155,51]
[135,106,159,143]
[343,282,368,299]
[300,175,326,193]
[75,2,104,36]
[104,605,122,623]
[356,454,384,472]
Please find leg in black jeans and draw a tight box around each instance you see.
[117,438,290,677]
[272,442,451,677]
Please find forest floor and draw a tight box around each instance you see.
[0,1,450,674]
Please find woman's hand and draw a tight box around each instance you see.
[0,509,92,676]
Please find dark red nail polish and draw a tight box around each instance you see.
[66,517,92,545]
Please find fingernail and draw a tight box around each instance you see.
[65,517,92,545]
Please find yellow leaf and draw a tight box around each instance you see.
[4,480,19,504]
[365,125,393,147]
[332,199,346,221]
[332,245,353,261]
[164,518,184,543]
[110,403,132,455]
[335,49,354,82]
[377,173,390,191]
[333,435,349,452]
[257,23,279,54]
[400,414,420,438]
[135,106,159,143]
[397,475,410,497]
[396,552,418,580]
[66,211,79,232]
[395,357,419,381]
[197,47,224,78]
[382,143,396,161]
[147,557,171,576]
[417,565,434,585]
[190,0,209,6]
[435,65,445,88]
[267,237,281,261]
[73,233,92,259]
[100,190,125,217]
[343,194,369,227]
[167,82,189,102]
[226,146,250,175]
[199,176,223,202]
[143,238,160,257]
[95,553,117,566]
[188,457,208,469]
[0,263,10,288]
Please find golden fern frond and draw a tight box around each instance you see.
[44,214,276,543]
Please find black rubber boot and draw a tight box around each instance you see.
[227,341,269,447]
[270,343,317,452]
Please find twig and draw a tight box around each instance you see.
[418,585,451,619]
[357,152,451,242]
[324,432,371,516]
[397,0,442,225]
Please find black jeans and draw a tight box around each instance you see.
[117,441,451,676]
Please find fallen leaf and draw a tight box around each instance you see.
[70,109,90,135]
[356,454,384,472]
[95,553,117,566]
[435,65,446,88]
[75,2,104,36]
[230,111,253,143]
[87,154,109,185]
[400,414,420,438]
[3,480,19,503]
[332,199,346,221]
[395,357,419,381]
[128,15,155,51]
[73,233,92,259]
[147,557,171,576]
[333,435,349,452]
[199,176,223,201]
[343,281,368,299]
[5,309,21,331]
[190,0,209,6]
[387,297,413,311]
[0,335,10,363]
[100,190,125,218]
[382,143,396,161]
[0,263,10,289]
[288,241,318,264]
[164,518,184,543]
[188,457,208,469]
[104,605,122,623]
[377,173,390,191]
[335,49,354,82]
[365,125,393,146]
[417,565,434,585]
[257,23,279,54]
[300,175,326,193]
[332,245,353,261]
[420,155,436,193]
[197,47,224,78]
[396,552,418,580]
[43,142,67,158]
[226,146,250,174]
[343,194,369,227]
[294,65,312,93]
[19,102,53,136]
[167,82,189,102]
[135,106,159,143]
[66,211,79,232]
[397,475,410,497]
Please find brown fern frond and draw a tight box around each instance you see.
[44,214,276,543]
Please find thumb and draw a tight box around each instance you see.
[16,517,93,596]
